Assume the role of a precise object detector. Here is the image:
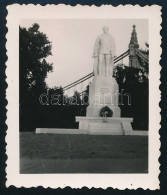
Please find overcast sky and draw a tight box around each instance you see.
[20,19,148,90]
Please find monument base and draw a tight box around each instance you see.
[86,76,121,117]
[76,117,133,135]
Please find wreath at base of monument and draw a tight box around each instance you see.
[100,106,113,117]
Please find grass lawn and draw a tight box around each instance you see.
[20,132,148,173]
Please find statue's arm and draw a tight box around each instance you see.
[93,36,100,57]
[112,37,117,58]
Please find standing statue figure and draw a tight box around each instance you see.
[93,26,117,77]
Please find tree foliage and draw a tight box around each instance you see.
[20,23,53,94]
[19,23,53,131]
[114,65,148,85]
[113,63,148,130]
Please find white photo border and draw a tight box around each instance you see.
[6,4,161,189]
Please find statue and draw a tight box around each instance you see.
[93,26,117,77]
[76,25,133,136]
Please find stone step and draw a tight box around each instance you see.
[36,128,87,134]
[88,122,124,135]
[88,122,123,130]
[88,130,124,135]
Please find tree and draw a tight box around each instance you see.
[19,23,53,131]
[113,63,148,130]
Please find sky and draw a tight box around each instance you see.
[20,19,148,91]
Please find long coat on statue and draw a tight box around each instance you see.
[92,34,117,76]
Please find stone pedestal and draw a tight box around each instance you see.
[76,117,133,135]
[86,76,121,117]
[76,75,133,135]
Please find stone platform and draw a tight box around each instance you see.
[36,128,86,134]
[76,117,133,135]
[35,128,148,136]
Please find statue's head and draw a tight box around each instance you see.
[103,26,109,33]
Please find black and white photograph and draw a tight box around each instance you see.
[6,5,161,189]
[19,19,149,174]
